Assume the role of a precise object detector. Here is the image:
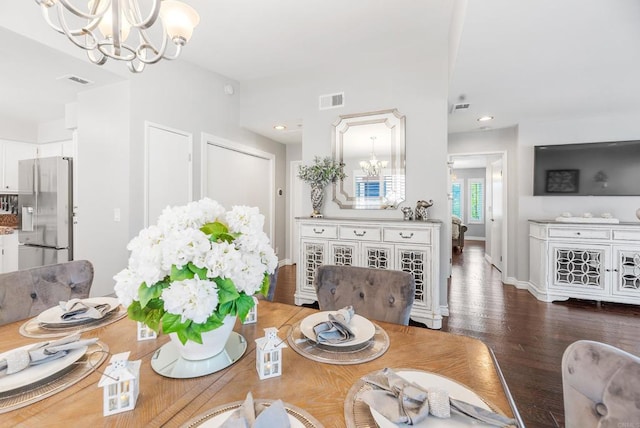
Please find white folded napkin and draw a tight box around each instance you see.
[0,333,98,376]
[361,368,517,426]
[221,392,290,428]
[312,306,356,344]
[59,299,110,321]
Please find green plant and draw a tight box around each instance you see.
[297,156,346,188]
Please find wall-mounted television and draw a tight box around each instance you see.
[533,140,640,196]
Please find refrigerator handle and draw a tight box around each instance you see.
[33,159,39,197]
[22,206,34,231]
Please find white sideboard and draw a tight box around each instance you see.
[529,220,640,304]
[295,217,442,328]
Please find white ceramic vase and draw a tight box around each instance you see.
[169,315,237,361]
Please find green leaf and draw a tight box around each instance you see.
[143,308,163,332]
[170,265,194,282]
[215,277,240,304]
[235,293,256,321]
[201,221,228,239]
[188,263,208,280]
[162,312,187,334]
[127,301,145,322]
[138,281,165,308]
[259,273,270,296]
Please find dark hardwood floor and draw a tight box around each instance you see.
[273,242,640,427]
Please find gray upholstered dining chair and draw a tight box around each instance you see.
[314,265,415,325]
[0,260,94,326]
[562,340,640,427]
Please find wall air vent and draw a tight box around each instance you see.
[57,74,94,85]
[450,102,470,113]
[319,92,344,110]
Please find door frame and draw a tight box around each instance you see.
[447,150,508,284]
[200,133,276,243]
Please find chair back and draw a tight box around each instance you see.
[0,260,94,326]
[314,265,415,325]
[562,340,640,427]
[266,265,279,302]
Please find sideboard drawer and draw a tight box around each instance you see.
[613,229,640,241]
[300,224,338,239]
[383,227,431,244]
[338,225,381,242]
[548,228,609,240]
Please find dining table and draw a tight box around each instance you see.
[0,301,522,427]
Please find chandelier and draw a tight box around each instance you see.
[35,0,200,73]
[359,136,388,177]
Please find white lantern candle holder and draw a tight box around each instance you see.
[255,327,287,379]
[242,296,259,324]
[137,322,157,341]
[98,352,141,416]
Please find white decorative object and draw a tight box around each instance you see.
[169,315,237,361]
[636,208,640,221]
[255,327,287,379]
[528,220,640,305]
[98,352,141,416]
[136,322,157,341]
[296,218,442,328]
[242,297,258,324]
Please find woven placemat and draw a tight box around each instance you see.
[286,321,389,365]
[19,306,127,338]
[181,399,325,428]
[0,341,109,413]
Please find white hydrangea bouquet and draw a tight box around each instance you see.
[114,198,278,345]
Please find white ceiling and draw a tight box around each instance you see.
[1,1,639,142]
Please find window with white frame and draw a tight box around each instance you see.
[467,178,485,224]
[451,179,463,219]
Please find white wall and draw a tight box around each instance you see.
[241,8,453,306]
[37,119,72,143]
[75,81,131,297]
[0,118,37,143]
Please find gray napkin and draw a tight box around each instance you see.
[221,392,290,428]
[312,306,355,344]
[361,368,517,426]
[59,299,110,321]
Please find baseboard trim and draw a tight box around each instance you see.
[278,259,292,267]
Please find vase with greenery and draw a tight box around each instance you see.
[297,156,346,217]
[113,198,278,358]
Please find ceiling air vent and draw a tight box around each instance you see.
[450,102,470,113]
[57,74,94,85]
[319,92,344,110]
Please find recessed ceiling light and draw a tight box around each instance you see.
[477,115,494,122]
[273,125,287,131]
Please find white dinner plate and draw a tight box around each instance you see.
[0,344,87,393]
[369,370,495,427]
[36,297,120,326]
[195,407,306,428]
[299,311,376,348]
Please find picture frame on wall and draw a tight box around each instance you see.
[545,169,579,193]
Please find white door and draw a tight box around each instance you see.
[490,158,503,272]
[145,123,192,226]
[204,139,274,241]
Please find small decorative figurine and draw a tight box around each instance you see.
[137,322,157,341]
[401,206,414,221]
[255,327,287,379]
[98,352,141,416]
[242,296,259,324]
[414,200,434,221]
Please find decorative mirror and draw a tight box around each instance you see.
[331,109,406,209]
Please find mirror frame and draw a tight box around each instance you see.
[331,109,406,210]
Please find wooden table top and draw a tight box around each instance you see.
[0,302,518,427]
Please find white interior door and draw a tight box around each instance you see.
[290,160,303,265]
[490,158,503,272]
[204,138,274,241]
[145,123,192,226]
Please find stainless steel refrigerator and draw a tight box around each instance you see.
[18,156,73,269]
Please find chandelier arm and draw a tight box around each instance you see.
[56,6,100,51]
[57,0,111,20]
[125,0,161,29]
[87,48,108,66]
[97,41,137,61]
[111,0,123,58]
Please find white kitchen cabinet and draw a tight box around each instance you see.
[37,140,74,158]
[528,221,640,304]
[0,233,18,273]
[0,140,38,192]
[296,218,442,328]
